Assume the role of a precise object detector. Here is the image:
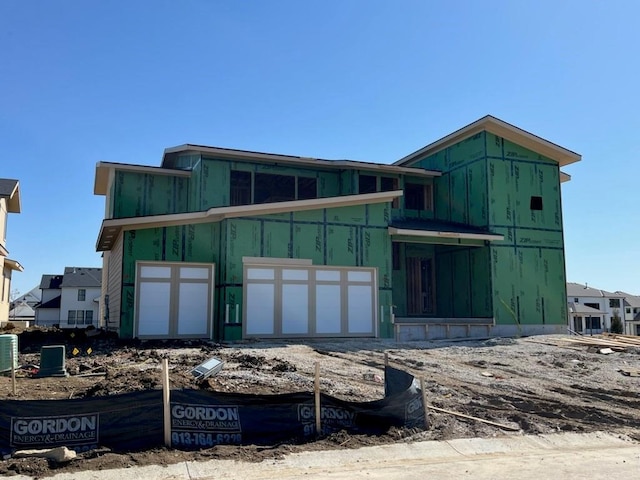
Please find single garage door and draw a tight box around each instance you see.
[135,262,215,339]
[243,261,378,338]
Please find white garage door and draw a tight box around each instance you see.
[243,262,377,338]
[135,262,215,339]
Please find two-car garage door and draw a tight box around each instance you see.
[243,261,378,338]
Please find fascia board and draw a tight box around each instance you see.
[395,115,581,168]
[388,227,504,242]
[97,190,403,251]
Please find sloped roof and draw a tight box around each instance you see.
[618,292,640,309]
[38,295,61,309]
[40,274,63,290]
[394,115,581,169]
[61,267,102,288]
[566,282,625,298]
[0,178,21,213]
[567,302,606,315]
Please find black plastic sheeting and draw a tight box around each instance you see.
[0,366,425,454]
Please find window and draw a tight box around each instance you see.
[405,183,432,211]
[76,310,85,325]
[381,177,399,208]
[609,298,621,308]
[68,310,76,325]
[230,170,251,206]
[574,298,579,303]
[85,310,93,325]
[392,243,401,271]
[78,289,86,301]
[626,307,632,314]
[297,177,317,200]
[584,302,599,310]
[585,316,602,330]
[254,173,295,204]
[530,196,543,210]
[358,175,377,194]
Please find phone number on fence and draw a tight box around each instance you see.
[171,432,242,447]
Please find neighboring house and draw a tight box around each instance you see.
[93,115,580,341]
[566,282,626,334]
[35,274,63,327]
[35,268,102,328]
[7,285,41,325]
[567,302,607,335]
[617,291,640,335]
[0,178,23,325]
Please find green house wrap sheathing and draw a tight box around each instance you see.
[413,131,568,328]
[116,202,394,340]
[111,171,189,218]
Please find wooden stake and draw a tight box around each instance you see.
[384,352,389,367]
[420,377,428,429]
[10,348,16,396]
[427,404,520,431]
[162,358,171,447]
[314,362,321,436]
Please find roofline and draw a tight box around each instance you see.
[388,227,504,242]
[94,162,192,195]
[162,144,441,177]
[0,180,21,213]
[4,258,24,272]
[394,115,582,168]
[96,190,403,251]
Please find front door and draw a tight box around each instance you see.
[407,257,434,315]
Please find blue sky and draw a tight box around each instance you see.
[1,1,639,297]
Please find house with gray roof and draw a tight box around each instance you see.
[35,268,102,328]
[616,291,640,335]
[566,282,626,334]
[0,178,23,325]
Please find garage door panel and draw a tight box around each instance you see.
[282,284,309,334]
[138,282,171,336]
[316,284,342,334]
[348,285,373,333]
[246,283,275,335]
[177,283,209,335]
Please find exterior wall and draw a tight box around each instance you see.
[105,233,124,332]
[40,288,60,304]
[0,198,7,247]
[0,259,9,322]
[114,202,393,340]
[111,170,190,219]
[35,309,60,327]
[59,286,101,328]
[413,131,568,329]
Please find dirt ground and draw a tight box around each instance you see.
[1,326,639,478]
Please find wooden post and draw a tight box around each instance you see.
[384,352,389,367]
[10,348,16,396]
[162,358,171,447]
[314,362,321,436]
[420,377,429,429]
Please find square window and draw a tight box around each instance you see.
[359,175,377,194]
[297,177,317,200]
[530,196,543,210]
[405,183,432,211]
[255,173,295,203]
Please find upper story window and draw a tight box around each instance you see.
[358,175,377,194]
[230,171,251,206]
[231,170,317,206]
[78,289,86,301]
[298,177,317,200]
[405,183,433,211]
[255,173,295,204]
[609,298,621,308]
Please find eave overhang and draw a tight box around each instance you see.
[4,258,24,272]
[395,115,581,169]
[97,190,403,251]
[388,227,504,243]
[94,162,192,195]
